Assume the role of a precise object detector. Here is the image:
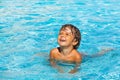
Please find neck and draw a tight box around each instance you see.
[60,46,74,56]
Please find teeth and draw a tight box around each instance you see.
[60,39,65,42]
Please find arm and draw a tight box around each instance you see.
[49,49,64,73]
[69,53,82,74]
[83,48,114,58]
[50,59,64,73]
[91,48,114,57]
[69,62,80,74]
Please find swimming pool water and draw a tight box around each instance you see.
[0,0,120,80]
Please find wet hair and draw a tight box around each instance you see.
[60,24,81,49]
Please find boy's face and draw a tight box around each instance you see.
[58,27,77,48]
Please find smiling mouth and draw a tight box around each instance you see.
[60,39,66,42]
[60,40,66,42]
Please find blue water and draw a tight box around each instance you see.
[0,0,120,80]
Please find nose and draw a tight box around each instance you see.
[60,33,66,37]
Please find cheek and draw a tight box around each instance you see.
[68,36,74,40]
[57,37,60,42]
[57,36,60,40]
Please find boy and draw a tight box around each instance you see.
[49,24,81,74]
[49,24,113,74]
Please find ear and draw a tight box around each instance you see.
[72,39,78,46]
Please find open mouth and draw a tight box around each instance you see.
[60,39,66,42]
[60,38,66,42]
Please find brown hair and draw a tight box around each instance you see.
[60,24,81,49]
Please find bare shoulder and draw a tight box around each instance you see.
[73,50,82,61]
[49,48,58,58]
[76,51,82,59]
[50,48,59,54]
[75,50,82,63]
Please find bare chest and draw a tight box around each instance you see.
[54,53,75,62]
